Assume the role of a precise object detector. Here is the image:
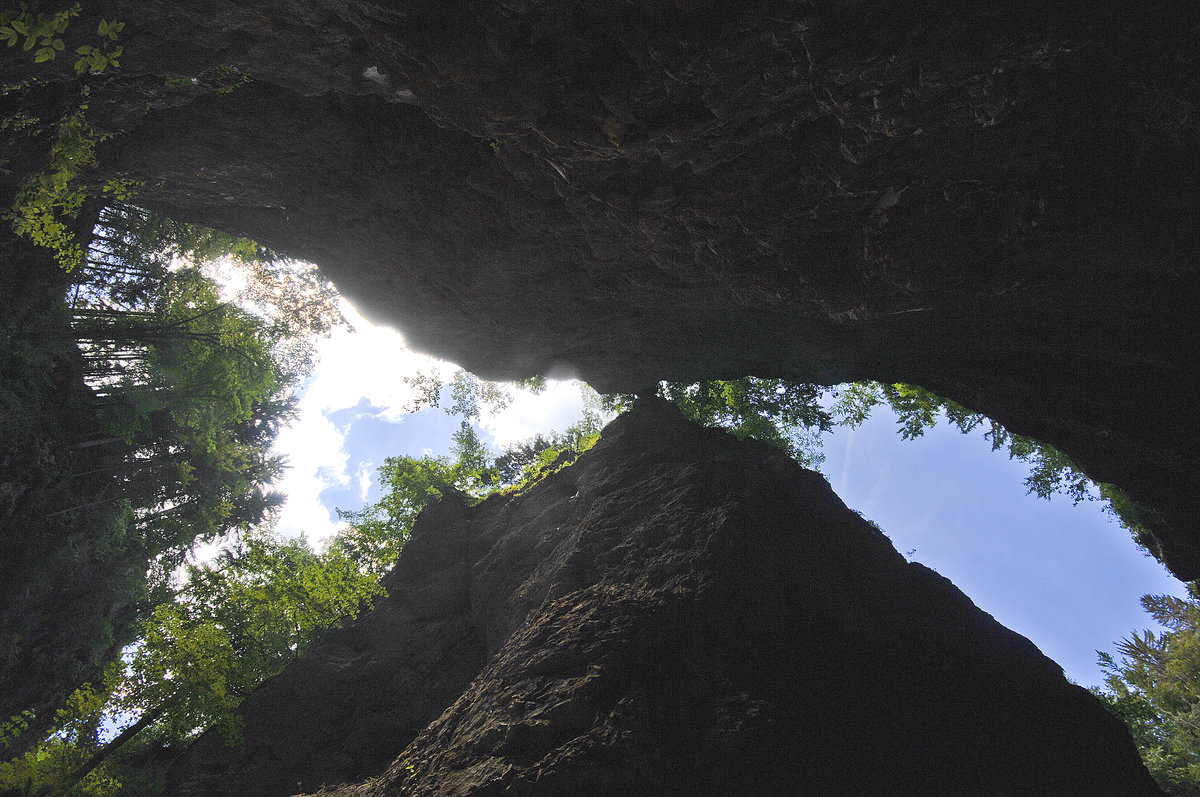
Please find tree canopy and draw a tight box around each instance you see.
[657,378,831,468]
[0,200,342,762]
[334,393,605,577]
[1094,585,1200,796]
[0,388,604,794]
[0,531,382,796]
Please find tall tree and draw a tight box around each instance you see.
[1,532,384,795]
[73,266,291,572]
[1094,584,1200,796]
[658,378,831,468]
[112,535,382,742]
[1,203,336,756]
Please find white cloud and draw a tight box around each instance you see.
[270,299,447,545]
[299,299,451,421]
[356,461,373,501]
[267,301,593,549]
[271,394,352,542]
[480,380,589,449]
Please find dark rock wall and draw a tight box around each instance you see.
[163,493,488,795]
[9,0,1185,575]
[2,2,1195,783]
[167,400,1162,796]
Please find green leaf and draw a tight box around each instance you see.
[23,35,35,51]
[11,20,28,35]
[33,47,51,62]
[98,18,125,40]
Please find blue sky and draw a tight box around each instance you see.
[268,299,1184,689]
[821,409,1185,686]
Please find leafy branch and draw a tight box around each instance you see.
[74,18,123,75]
[5,102,103,271]
[0,4,125,72]
[0,2,79,64]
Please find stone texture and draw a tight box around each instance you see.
[6,0,1193,575]
[167,400,1162,796]
[3,0,1199,766]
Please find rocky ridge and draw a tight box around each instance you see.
[166,399,1162,796]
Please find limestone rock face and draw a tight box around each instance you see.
[3,0,1193,574]
[3,0,1198,764]
[166,400,1162,796]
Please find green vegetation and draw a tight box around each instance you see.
[0,12,1172,792]
[210,65,249,95]
[1,110,40,134]
[2,292,1175,793]
[0,531,381,795]
[1095,585,1200,796]
[128,534,379,730]
[161,64,251,95]
[0,167,1172,792]
[0,681,124,796]
[1,356,597,793]
[0,201,341,765]
[592,376,1131,530]
[0,3,123,72]
[492,418,602,494]
[336,378,605,577]
[657,378,831,468]
[73,18,123,75]
[399,370,1146,544]
[0,3,80,64]
[6,101,103,271]
[645,377,1179,790]
[334,456,463,576]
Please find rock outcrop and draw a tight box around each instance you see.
[3,0,1198,769]
[166,400,1162,796]
[3,0,1193,575]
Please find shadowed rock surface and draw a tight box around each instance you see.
[2,0,1196,575]
[3,0,1199,771]
[165,400,1162,796]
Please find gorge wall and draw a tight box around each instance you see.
[165,399,1162,795]
[4,0,1190,575]
[2,0,1198,772]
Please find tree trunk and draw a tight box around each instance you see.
[52,701,170,796]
